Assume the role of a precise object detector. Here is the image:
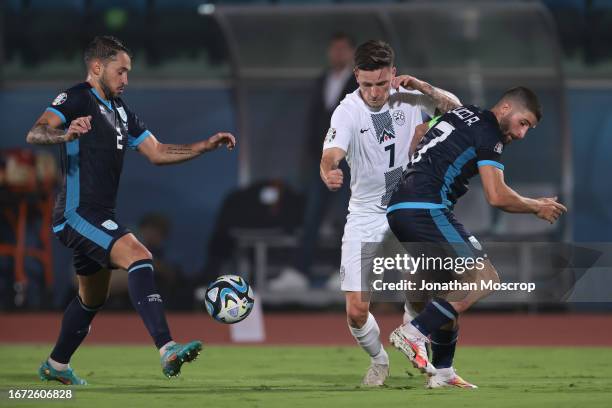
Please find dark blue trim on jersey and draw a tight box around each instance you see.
[440,147,476,206]
[387,202,447,213]
[52,221,67,233]
[90,88,113,111]
[45,107,66,124]
[477,160,504,171]
[66,140,80,211]
[429,209,472,258]
[128,130,152,150]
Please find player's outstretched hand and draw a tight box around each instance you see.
[392,75,421,90]
[535,196,567,224]
[65,115,92,141]
[322,168,344,191]
[205,132,236,152]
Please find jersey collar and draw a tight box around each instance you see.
[88,84,113,112]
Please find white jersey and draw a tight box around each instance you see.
[323,87,437,214]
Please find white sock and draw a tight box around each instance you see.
[435,367,455,378]
[48,357,69,371]
[349,313,389,365]
[403,302,418,325]
[159,341,176,356]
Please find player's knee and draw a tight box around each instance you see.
[125,246,153,266]
[129,242,152,262]
[451,299,470,314]
[346,303,369,328]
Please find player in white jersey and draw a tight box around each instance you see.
[320,40,460,386]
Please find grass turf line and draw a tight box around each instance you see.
[0,345,611,408]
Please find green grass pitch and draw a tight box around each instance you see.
[1,345,611,407]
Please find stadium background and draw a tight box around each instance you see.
[0,2,611,406]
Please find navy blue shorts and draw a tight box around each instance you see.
[386,207,484,258]
[52,207,130,275]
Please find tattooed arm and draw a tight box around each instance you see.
[137,132,236,165]
[26,111,91,144]
[392,75,461,114]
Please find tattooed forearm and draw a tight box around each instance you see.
[166,145,196,155]
[418,82,461,114]
[26,124,67,145]
[153,143,203,165]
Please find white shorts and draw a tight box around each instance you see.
[340,212,394,292]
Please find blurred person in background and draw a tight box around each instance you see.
[319,40,460,386]
[270,32,357,291]
[26,35,235,385]
[109,213,189,310]
[197,180,304,293]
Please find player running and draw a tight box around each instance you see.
[320,40,460,386]
[386,87,567,388]
[26,36,236,385]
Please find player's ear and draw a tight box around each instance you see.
[91,59,102,76]
[501,101,512,115]
[353,67,359,82]
[391,66,396,77]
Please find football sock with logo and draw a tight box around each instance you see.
[50,296,103,364]
[431,327,458,369]
[411,298,458,337]
[127,260,173,349]
[349,313,389,365]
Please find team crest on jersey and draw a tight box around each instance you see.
[494,142,503,154]
[116,106,128,123]
[52,93,67,106]
[101,220,118,230]
[325,128,336,143]
[371,111,396,144]
[392,110,405,126]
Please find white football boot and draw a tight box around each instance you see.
[389,323,437,376]
[361,363,389,386]
[426,367,478,389]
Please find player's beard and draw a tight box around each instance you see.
[99,72,116,99]
[498,116,513,144]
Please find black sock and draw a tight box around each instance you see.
[50,296,102,364]
[431,327,458,369]
[127,260,172,349]
[411,298,458,337]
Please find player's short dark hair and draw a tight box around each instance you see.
[500,86,542,122]
[84,36,131,66]
[330,32,355,48]
[354,40,394,71]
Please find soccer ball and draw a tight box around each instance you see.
[204,275,254,324]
